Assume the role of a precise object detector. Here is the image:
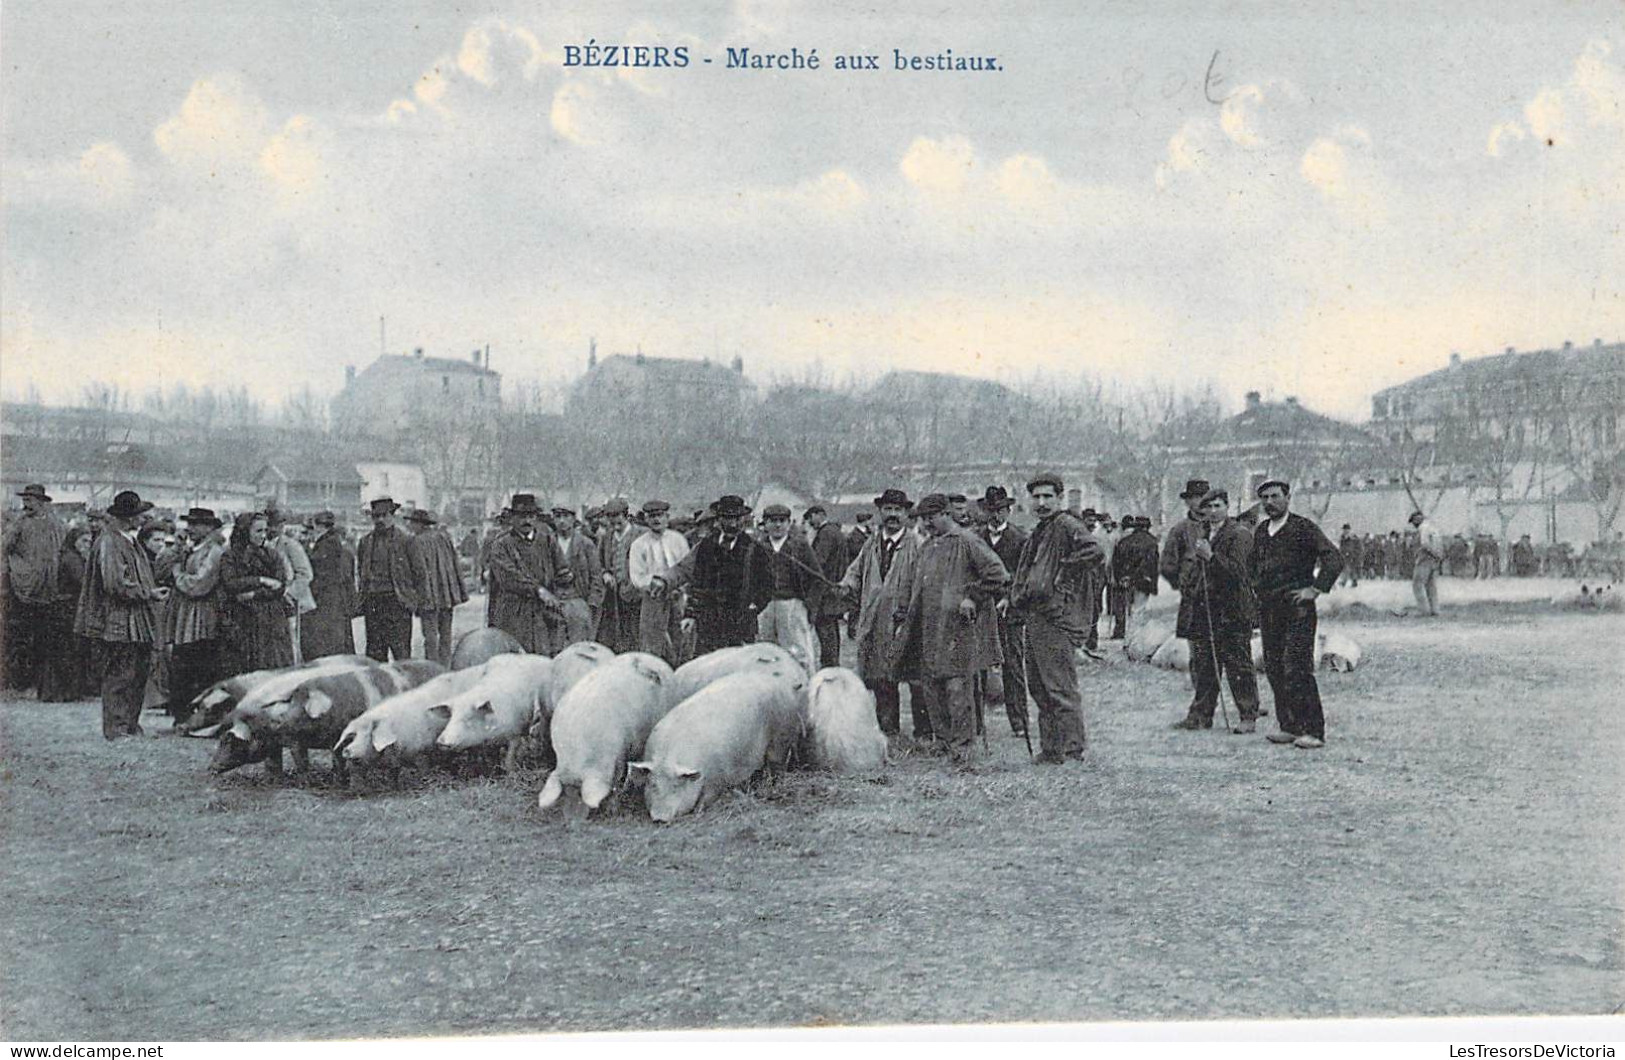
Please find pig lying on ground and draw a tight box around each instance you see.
[631,668,809,822]
[210,660,445,781]
[180,655,374,736]
[537,652,675,817]
[434,654,555,770]
[1150,636,1191,672]
[335,665,493,765]
[1318,630,1362,672]
[804,666,886,774]
[666,643,801,709]
[1125,621,1174,663]
[450,628,526,670]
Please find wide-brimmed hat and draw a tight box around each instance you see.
[106,490,154,519]
[17,484,52,502]
[366,496,401,515]
[1026,472,1064,495]
[712,494,751,518]
[407,508,437,525]
[978,486,1014,511]
[508,494,542,515]
[1179,479,1211,500]
[873,488,914,509]
[915,493,950,517]
[1255,479,1290,497]
[184,507,223,528]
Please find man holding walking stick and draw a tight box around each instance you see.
[1171,487,1262,734]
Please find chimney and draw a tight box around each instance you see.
[1504,346,1516,356]
[1562,340,1573,351]
[587,340,597,370]
[414,347,425,360]
[1244,391,1261,409]
[345,365,356,384]
[1596,339,1604,349]
[1449,351,1462,369]
[471,350,481,365]
[731,355,744,374]
[1284,396,1300,408]
[635,352,645,365]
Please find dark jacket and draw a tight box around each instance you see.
[1158,515,1204,593]
[892,526,1009,679]
[488,527,570,654]
[303,529,357,660]
[748,533,821,610]
[357,524,417,610]
[74,528,160,643]
[558,528,606,610]
[977,521,1028,604]
[1110,528,1160,596]
[219,542,294,671]
[808,523,851,617]
[1249,512,1343,604]
[407,526,469,612]
[1011,511,1102,642]
[1175,519,1256,638]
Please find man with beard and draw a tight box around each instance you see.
[662,495,757,655]
[3,484,66,693]
[1011,473,1101,763]
[594,498,640,652]
[839,489,928,739]
[749,503,822,670]
[551,505,604,649]
[976,486,1029,737]
[1109,515,1160,637]
[355,497,417,662]
[300,510,357,660]
[1171,488,1262,734]
[487,494,572,654]
[804,504,850,670]
[891,493,1008,764]
[629,500,691,665]
[1250,480,1343,749]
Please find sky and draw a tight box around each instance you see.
[2,0,1622,421]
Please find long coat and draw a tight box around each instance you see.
[302,529,357,660]
[356,525,417,609]
[1174,519,1257,638]
[272,535,316,615]
[808,523,851,618]
[1110,529,1160,596]
[668,531,757,650]
[488,528,570,654]
[558,529,605,611]
[219,543,294,672]
[74,529,159,644]
[977,522,1028,603]
[838,530,921,683]
[407,526,469,612]
[170,534,225,645]
[892,527,1009,680]
[3,510,65,605]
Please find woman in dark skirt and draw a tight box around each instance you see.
[218,513,294,674]
[39,528,93,702]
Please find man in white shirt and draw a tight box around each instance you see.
[632,500,691,664]
[1409,510,1442,616]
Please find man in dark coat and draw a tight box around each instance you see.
[805,504,850,669]
[749,503,823,669]
[595,498,640,652]
[406,508,468,666]
[892,493,1009,763]
[74,490,166,739]
[976,486,1029,736]
[665,495,757,656]
[1109,515,1159,637]
[3,483,66,693]
[1171,489,1262,733]
[355,496,416,662]
[1011,473,1102,763]
[552,505,605,649]
[1338,524,1363,586]
[487,494,571,654]
[845,512,873,559]
[838,489,926,738]
[1158,479,1209,593]
[1250,480,1343,749]
[301,510,356,661]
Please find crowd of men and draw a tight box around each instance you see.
[1333,524,1621,584]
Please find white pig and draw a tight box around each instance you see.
[335,664,492,763]
[1126,621,1174,663]
[1318,630,1362,672]
[543,641,616,716]
[1150,636,1191,672]
[666,643,801,709]
[630,668,808,822]
[804,666,886,773]
[434,654,554,769]
[537,652,675,816]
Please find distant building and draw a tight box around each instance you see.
[567,350,754,418]
[331,347,501,439]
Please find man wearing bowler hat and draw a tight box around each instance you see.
[662,495,757,655]
[356,496,417,662]
[301,510,357,660]
[1110,516,1160,636]
[839,489,931,740]
[630,500,691,664]
[487,494,572,654]
[976,486,1030,737]
[74,490,167,738]
[3,483,66,693]
[406,507,468,666]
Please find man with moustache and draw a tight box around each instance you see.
[487,494,572,654]
[629,500,691,665]
[839,489,928,739]
[976,486,1029,737]
[1250,480,1343,750]
[748,503,823,670]
[74,490,169,739]
[594,498,640,652]
[551,505,605,649]
[1171,488,1262,734]
[662,494,758,655]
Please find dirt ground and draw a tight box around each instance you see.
[2,605,1621,1039]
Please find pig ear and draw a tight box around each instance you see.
[675,765,701,780]
[229,720,252,741]
[191,723,223,738]
[372,728,398,752]
[626,761,652,776]
[428,704,451,720]
[475,701,494,715]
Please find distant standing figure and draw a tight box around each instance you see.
[976,486,1029,737]
[267,509,315,664]
[406,507,469,666]
[167,508,227,719]
[749,503,822,670]
[1409,511,1442,617]
[805,504,851,670]
[551,505,604,650]
[301,510,357,660]
[1337,525,1362,587]
[3,483,66,693]
[1171,489,1261,734]
[629,499,691,665]
[594,498,640,652]
[487,493,571,654]
[355,496,417,662]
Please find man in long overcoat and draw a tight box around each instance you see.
[891,493,1009,762]
[838,489,926,738]
[3,484,66,692]
[301,510,357,660]
[628,500,690,665]
[355,496,417,662]
[976,486,1029,736]
[1110,515,1160,636]
[487,494,571,654]
[407,508,469,666]
[168,507,226,719]
[1171,488,1261,733]
[595,498,640,652]
[74,490,167,739]
[805,504,850,670]
[664,495,757,655]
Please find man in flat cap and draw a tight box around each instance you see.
[890,493,1009,763]
[406,507,468,666]
[595,498,640,652]
[356,496,417,662]
[1338,524,1363,588]
[549,505,604,650]
[748,502,822,670]
[1250,480,1343,749]
[663,495,756,655]
[1011,472,1102,763]
[803,504,850,670]
[1172,488,1262,733]
[75,490,168,738]
[3,483,66,693]
[976,486,1030,737]
[839,489,929,739]
[630,500,691,664]
[301,510,357,661]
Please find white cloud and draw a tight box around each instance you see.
[1486,121,1526,157]
[153,75,271,173]
[899,135,978,196]
[1219,84,1266,146]
[1524,87,1566,144]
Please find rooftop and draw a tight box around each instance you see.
[1374,340,1624,401]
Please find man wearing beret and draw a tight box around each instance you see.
[839,489,930,739]
[630,500,691,664]
[3,483,66,693]
[1011,473,1102,763]
[890,493,1009,763]
[1172,488,1262,733]
[355,496,417,662]
[976,486,1030,737]
[1250,480,1343,749]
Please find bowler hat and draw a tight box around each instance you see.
[804,504,826,517]
[855,512,873,523]
[407,508,437,525]
[978,486,1014,510]
[915,493,950,517]
[1080,508,1100,522]
[762,503,791,520]
[1179,479,1211,500]
[508,494,542,515]
[1255,479,1290,497]
[17,484,52,502]
[367,496,401,515]
[642,499,671,515]
[712,494,751,518]
[106,490,154,519]
[184,506,222,528]
[873,488,914,509]
[1026,472,1064,494]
